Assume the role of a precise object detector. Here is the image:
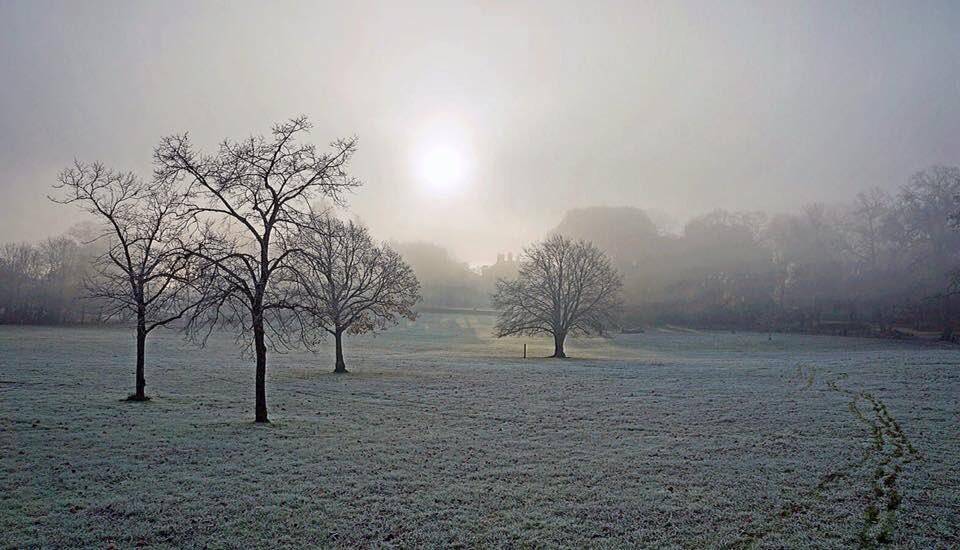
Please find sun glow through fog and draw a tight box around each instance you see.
[416,143,469,196]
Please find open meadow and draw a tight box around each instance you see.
[2,312,958,548]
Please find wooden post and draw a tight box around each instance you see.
[523,343,527,358]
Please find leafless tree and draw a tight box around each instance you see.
[51,162,198,401]
[898,166,960,339]
[899,166,960,264]
[845,187,892,273]
[154,116,360,422]
[492,234,622,358]
[294,215,420,373]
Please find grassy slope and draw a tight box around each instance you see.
[1,314,957,548]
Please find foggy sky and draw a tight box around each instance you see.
[2,0,960,264]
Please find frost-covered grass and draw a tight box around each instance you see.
[2,313,958,548]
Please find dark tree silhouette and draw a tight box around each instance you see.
[898,166,960,339]
[846,187,893,273]
[492,234,622,358]
[51,162,198,401]
[154,116,360,422]
[296,215,420,373]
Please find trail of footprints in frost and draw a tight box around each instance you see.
[731,364,921,549]
[823,369,921,546]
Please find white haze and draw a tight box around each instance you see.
[2,1,959,264]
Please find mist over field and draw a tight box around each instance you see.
[2,1,959,548]
[3,1,960,263]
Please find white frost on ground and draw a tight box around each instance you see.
[1,313,958,547]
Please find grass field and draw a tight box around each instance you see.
[2,313,958,548]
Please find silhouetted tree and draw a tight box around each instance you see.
[492,234,622,358]
[897,166,960,338]
[154,116,360,422]
[295,215,420,373]
[51,162,198,400]
[845,187,893,273]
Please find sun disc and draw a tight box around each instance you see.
[417,144,467,195]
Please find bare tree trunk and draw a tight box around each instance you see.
[551,331,567,358]
[253,312,269,423]
[940,294,954,342]
[334,329,348,373]
[130,313,148,401]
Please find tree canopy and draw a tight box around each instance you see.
[295,215,420,372]
[493,234,622,358]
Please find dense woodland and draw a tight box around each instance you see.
[0,223,108,325]
[392,166,960,339]
[3,165,960,340]
[558,167,960,339]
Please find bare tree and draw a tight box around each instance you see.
[295,215,420,373]
[51,162,197,401]
[898,166,960,339]
[492,234,622,358]
[154,116,360,422]
[899,166,960,265]
[845,187,892,273]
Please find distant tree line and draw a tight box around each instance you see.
[334,166,960,343]
[5,159,959,345]
[554,167,960,340]
[0,225,107,325]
